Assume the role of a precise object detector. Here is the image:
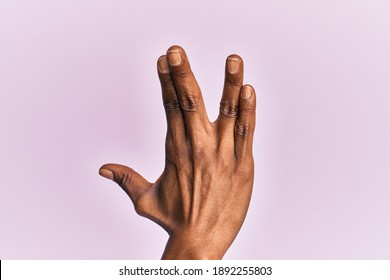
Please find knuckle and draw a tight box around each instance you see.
[234,160,254,177]
[179,94,197,111]
[120,172,133,189]
[163,97,181,114]
[171,69,189,78]
[239,98,256,111]
[225,76,241,88]
[159,73,173,85]
[235,121,250,138]
[220,101,238,118]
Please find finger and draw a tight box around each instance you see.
[157,55,186,138]
[217,55,244,144]
[234,85,256,161]
[166,45,210,140]
[99,163,151,204]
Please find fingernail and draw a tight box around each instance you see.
[158,56,169,74]
[241,86,253,99]
[167,50,182,66]
[99,169,114,180]
[227,57,240,74]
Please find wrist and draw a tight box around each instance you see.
[161,230,226,260]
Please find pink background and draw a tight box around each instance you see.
[1,0,389,259]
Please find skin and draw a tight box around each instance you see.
[99,45,256,260]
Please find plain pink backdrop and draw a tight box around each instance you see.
[1,0,389,259]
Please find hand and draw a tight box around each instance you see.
[99,45,256,259]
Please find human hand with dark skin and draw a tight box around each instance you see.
[99,45,256,260]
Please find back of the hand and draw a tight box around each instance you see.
[99,45,256,259]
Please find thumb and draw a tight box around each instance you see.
[99,163,151,203]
